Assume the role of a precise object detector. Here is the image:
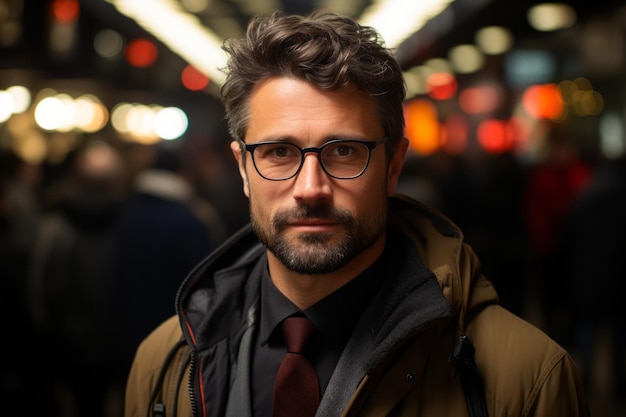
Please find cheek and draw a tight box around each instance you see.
[356,160,389,195]
[247,179,284,216]
[334,175,387,213]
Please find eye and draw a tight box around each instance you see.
[334,144,355,156]
[257,143,299,160]
[324,142,366,159]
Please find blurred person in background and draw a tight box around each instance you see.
[523,129,591,344]
[184,137,249,244]
[27,141,128,417]
[472,152,528,317]
[0,150,42,415]
[562,156,626,415]
[116,144,217,373]
[0,150,41,260]
[125,11,589,417]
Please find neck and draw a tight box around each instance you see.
[267,235,386,310]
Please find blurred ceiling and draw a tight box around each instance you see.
[87,0,626,62]
[4,0,624,86]
[396,0,624,66]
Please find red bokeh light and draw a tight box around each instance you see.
[53,0,80,24]
[477,119,515,154]
[442,114,468,155]
[426,73,458,101]
[459,85,501,115]
[125,39,158,68]
[508,116,532,153]
[181,65,210,91]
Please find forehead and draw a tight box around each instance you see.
[245,77,383,142]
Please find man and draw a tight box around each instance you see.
[125,11,589,417]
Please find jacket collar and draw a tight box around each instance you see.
[176,194,498,350]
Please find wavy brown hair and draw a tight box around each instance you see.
[220,11,406,156]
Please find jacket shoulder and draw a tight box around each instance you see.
[469,305,588,416]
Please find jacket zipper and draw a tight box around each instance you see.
[188,351,200,417]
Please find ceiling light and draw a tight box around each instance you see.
[528,3,576,32]
[475,26,513,55]
[359,0,455,48]
[181,0,210,14]
[448,44,484,74]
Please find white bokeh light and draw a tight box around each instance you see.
[0,91,13,123]
[34,96,66,130]
[7,85,31,113]
[154,107,188,140]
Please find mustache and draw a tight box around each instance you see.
[272,204,355,229]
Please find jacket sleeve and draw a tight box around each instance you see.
[528,353,589,417]
[125,315,189,417]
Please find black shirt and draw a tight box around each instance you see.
[251,252,384,417]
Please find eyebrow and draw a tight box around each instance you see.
[246,135,292,143]
[249,134,370,144]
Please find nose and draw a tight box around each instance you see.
[292,153,332,203]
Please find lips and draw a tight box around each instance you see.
[291,218,336,226]
[289,219,338,232]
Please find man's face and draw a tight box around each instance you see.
[231,77,406,275]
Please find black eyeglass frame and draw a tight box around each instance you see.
[240,137,389,181]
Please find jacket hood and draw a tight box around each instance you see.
[388,194,499,332]
[134,169,194,203]
[176,194,498,351]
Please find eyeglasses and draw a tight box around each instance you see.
[240,137,388,181]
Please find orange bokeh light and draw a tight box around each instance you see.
[522,84,564,119]
[404,99,442,155]
[125,39,158,68]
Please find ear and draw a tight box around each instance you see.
[387,137,409,195]
[230,141,250,198]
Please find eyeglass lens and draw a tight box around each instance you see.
[251,141,372,180]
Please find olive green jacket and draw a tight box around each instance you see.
[125,194,588,417]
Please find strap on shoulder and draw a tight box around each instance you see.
[449,335,489,417]
[148,337,189,417]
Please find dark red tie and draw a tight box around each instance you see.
[272,316,320,417]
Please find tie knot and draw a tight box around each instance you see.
[281,316,315,354]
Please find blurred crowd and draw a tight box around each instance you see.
[0,137,249,417]
[1,129,625,416]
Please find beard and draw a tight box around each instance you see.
[250,199,387,275]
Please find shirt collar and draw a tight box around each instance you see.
[257,251,384,346]
[258,258,300,346]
